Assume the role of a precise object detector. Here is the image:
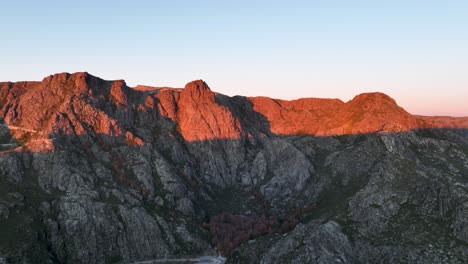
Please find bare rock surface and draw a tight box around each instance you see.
[0,72,468,263]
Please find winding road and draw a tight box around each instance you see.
[131,255,226,264]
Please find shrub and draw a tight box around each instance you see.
[204,204,315,256]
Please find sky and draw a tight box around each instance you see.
[1,0,467,116]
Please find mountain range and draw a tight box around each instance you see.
[1,72,468,263]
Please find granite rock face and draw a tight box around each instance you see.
[259,221,353,264]
[0,72,468,263]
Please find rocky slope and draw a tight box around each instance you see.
[0,72,468,263]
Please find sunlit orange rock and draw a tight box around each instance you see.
[248,92,420,136]
[1,72,467,151]
[176,80,242,141]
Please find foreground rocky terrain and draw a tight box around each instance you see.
[0,72,468,263]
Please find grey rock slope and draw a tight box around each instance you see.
[0,72,467,263]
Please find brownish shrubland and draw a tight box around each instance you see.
[203,204,315,256]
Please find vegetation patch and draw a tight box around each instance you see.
[203,205,314,256]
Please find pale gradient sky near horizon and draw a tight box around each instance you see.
[1,0,467,116]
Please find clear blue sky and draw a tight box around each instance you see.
[1,0,467,116]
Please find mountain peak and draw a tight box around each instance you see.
[184,79,210,91]
[41,72,71,83]
[347,92,402,113]
[182,80,213,100]
[41,72,92,83]
[349,92,397,104]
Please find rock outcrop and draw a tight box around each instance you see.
[0,72,468,263]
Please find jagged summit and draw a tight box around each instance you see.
[41,72,90,86]
[40,72,128,90]
[41,72,98,81]
[184,79,210,91]
[182,79,213,99]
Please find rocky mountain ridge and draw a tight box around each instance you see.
[0,72,468,263]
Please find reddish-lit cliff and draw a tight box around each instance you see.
[1,72,465,147]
